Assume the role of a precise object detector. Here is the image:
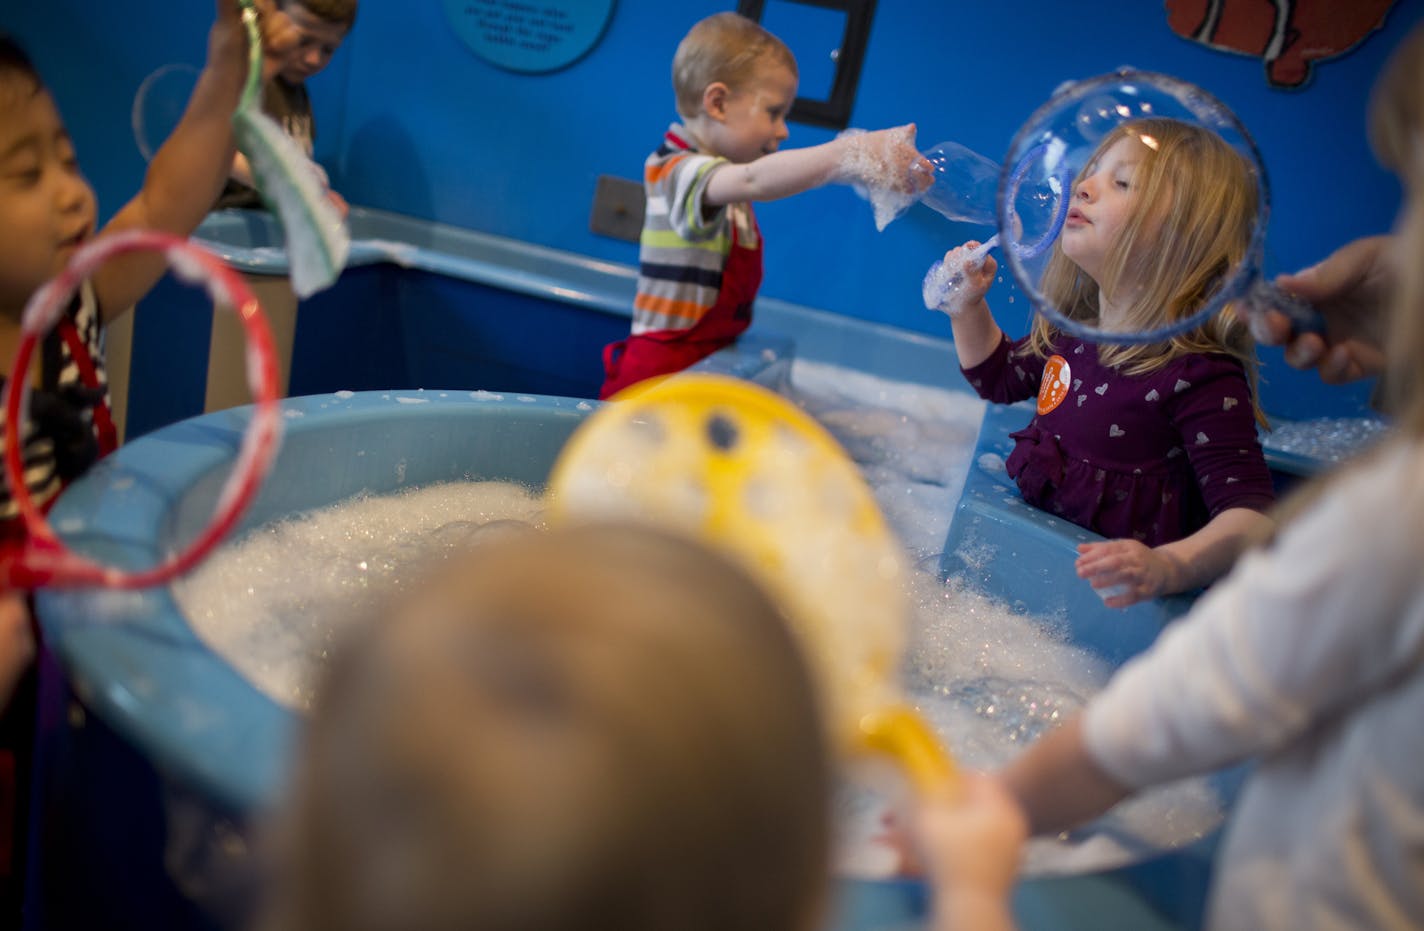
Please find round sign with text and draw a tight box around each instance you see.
[444,0,616,74]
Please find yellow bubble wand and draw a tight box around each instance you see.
[546,374,955,793]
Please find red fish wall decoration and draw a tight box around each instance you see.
[1167,0,1398,88]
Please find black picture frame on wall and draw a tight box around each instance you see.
[736,0,877,129]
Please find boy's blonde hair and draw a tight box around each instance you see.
[1370,23,1424,435]
[279,0,357,28]
[1023,118,1266,426]
[672,12,797,121]
[263,522,831,931]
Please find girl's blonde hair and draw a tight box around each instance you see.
[672,12,797,121]
[263,522,831,931]
[1370,23,1424,436]
[1023,118,1267,426]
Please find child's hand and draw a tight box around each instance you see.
[326,188,350,221]
[841,124,932,195]
[926,242,996,319]
[0,593,35,708]
[915,774,1026,930]
[1075,539,1184,609]
[209,0,299,81]
[1261,235,1394,384]
[247,0,304,83]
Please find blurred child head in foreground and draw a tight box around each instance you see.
[262,522,833,931]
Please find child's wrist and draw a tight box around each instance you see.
[935,887,1016,929]
[1155,547,1190,593]
[826,135,859,184]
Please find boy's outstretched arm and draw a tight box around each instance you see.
[703,124,927,207]
[94,0,296,322]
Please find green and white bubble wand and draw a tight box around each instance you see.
[233,0,348,297]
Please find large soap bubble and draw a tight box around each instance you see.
[997,69,1320,344]
[917,139,1069,315]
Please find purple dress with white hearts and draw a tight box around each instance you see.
[961,333,1275,545]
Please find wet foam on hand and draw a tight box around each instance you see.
[838,126,923,232]
[923,239,995,318]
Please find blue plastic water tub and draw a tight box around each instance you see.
[30,393,591,926]
[30,387,1227,931]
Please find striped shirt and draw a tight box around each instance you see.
[0,281,109,532]
[632,124,760,336]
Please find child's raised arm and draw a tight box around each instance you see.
[703,124,928,207]
[93,0,296,322]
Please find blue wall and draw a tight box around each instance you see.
[4,0,1423,419]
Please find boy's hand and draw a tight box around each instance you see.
[1075,538,1182,609]
[842,124,932,194]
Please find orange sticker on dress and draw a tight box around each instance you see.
[1037,355,1071,415]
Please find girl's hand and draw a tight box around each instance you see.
[927,241,997,319]
[1075,539,1184,609]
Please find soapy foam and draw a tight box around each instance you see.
[176,362,1221,875]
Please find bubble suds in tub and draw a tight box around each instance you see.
[780,359,985,558]
[776,362,1222,878]
[174,481,546,712]
[836,563,1225,879]
[1265,416,1389,464]
[178,359,1221,876]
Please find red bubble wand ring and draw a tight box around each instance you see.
[1,229,283,590]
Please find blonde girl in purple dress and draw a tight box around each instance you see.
[935,118,1275,609]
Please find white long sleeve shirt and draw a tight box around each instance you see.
[1084,439,1424,930]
